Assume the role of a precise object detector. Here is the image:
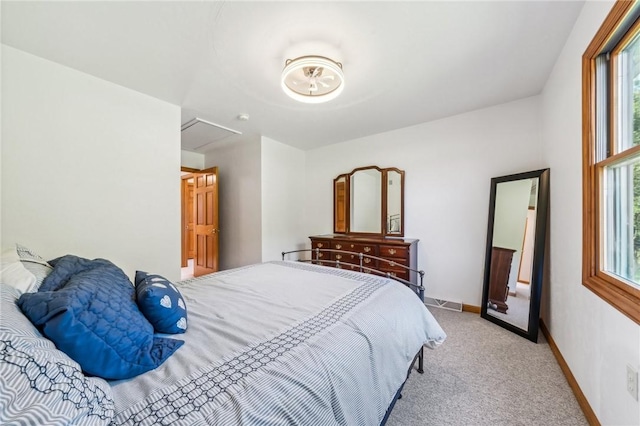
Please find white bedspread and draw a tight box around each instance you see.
[110,261,446,426]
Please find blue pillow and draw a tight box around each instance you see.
[1,283,115,423]
[17,255,184,380]
[135,271,188,334]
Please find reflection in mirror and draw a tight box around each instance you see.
[481,169,549,342]
[387,170,402,234]
[487,178,538,328]
[334,175,347,233]
[350,168,382,233]
[332,166,405,236]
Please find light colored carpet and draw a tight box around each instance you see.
[487,291,530,330]
[386,308,587,426]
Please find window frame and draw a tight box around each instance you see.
[583,0,640,324]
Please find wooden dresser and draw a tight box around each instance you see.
[309,235,419,284]
[488,246,515,313]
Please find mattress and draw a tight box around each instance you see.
[109,261,446,425]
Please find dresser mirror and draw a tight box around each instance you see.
[387,170,403,235]
[333,166,405,236]
[480,168,549,342]
[350,168,382,233]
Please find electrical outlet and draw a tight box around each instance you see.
[627,365,638,401]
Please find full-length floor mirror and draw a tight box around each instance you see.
[480,169,549,342]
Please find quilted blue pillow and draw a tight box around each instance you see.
[135,271,188,334]
[1,283,115,424]
[17,255,184,380]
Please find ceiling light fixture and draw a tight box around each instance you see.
[281,56,344,104]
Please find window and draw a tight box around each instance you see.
[583,0,640,324]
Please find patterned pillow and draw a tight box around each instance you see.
[0,284,114,425]
[18,255,184,380]
[20,261,53,290]
[135,271,188,334]
[15,243,49,264]
[0,247,36,293]
[15,243,53,291]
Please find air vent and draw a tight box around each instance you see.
[181,118,241,151]
[424,297,463,312]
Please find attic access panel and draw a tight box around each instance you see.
[181,118,241,151]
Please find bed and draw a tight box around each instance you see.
[0,244,446,425]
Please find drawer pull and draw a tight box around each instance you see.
[317,243,324,248]
[364,258,371,264]
[336,254,342,260]
[336,244,342,249]
[318,253,324,258]
[388,248,397,255]
[350,244,355,248]
[364,247,371,253]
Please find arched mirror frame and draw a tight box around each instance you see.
[333,166,405,237]
[480,168,549,342]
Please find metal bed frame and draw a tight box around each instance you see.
[282,248,428,424]
[281,247,426,375]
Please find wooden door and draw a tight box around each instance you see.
[517,208,537,284]
[181,176,196,268]
[181,177,189,267]
[186,180,195,259]
[194,167,219,277]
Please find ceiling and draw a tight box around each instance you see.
[1,1,584,152]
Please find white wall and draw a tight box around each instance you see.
[493,179,530,251]
[541,1,640,425]
[1,45,181,281]
[305,96,545,304]
[181,150,204,170]
[204,137,262,269]
[260,137,306,262]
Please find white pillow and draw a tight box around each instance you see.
[0,247,37,293]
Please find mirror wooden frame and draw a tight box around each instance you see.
[480,168,550,342]
[333,166,405,237]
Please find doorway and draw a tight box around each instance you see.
[181,172,195,279]
[181,166,220,280]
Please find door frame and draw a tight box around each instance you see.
[180,166,219,276]
[180,172,195,267]
[180,167,200,268]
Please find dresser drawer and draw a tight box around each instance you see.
[333,241,377,255]
[334,251,377,268]
[378,268,410,281]
[311,239,330,250]
[379,245,408,259]
[379,257,408,276]
[309,235,418,284]
[348,261,377,275]
[309,239,330,266]
[379,257,408,269]
[312,250,331,266]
